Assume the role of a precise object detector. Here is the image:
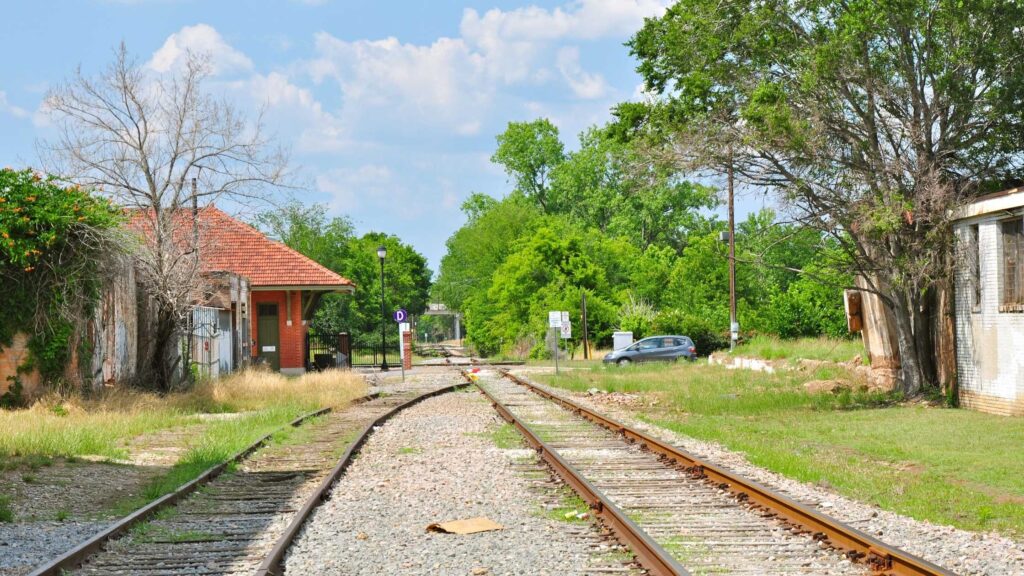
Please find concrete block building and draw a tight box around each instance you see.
[953,187,1024,415]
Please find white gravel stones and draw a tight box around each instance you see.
[0,521,110,576]
[284,377,613,576]
[521,371,1024,576]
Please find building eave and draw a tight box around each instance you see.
[250,285,355,294]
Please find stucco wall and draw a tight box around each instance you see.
[954,220,1024,415]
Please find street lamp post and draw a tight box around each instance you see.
[377,245,389,372]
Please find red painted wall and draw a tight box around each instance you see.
[250,290,307,370]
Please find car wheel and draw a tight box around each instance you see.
[617,358,631,366]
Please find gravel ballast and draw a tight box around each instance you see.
[285,373,631,576]
[520,371,1024,576]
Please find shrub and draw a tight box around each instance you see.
[652,309,729,355]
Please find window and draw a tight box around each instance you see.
[1001,218,1024,312]
[969,224,981,312]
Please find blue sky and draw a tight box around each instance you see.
[0,0,765,271]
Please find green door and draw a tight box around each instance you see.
[257,304,280,371]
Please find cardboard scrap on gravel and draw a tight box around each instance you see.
[426,517,504,534]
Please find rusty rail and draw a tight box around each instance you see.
[469,370,690,576]
[498,369,955,576]
[254,381,471,576]
[26,396,382,576]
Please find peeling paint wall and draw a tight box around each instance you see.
[954,219,1024,416]
[88,263,138,389]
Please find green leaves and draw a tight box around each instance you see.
[0,168,123,382]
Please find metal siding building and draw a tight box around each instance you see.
[953,188,1024,416]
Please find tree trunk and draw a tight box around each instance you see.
[148,305,179,392]
[890,287,926,396]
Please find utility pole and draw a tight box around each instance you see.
[581,291,589,360]
[727,152,738,351]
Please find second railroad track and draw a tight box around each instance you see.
[472,366,955,576]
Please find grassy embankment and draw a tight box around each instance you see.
[535,361,1024,536]
[731,335,866,363]
[0,369,366,518]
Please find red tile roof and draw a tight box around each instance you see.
[196,207,354,289]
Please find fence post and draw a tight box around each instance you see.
[338,333,352,368]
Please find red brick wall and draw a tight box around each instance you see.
[0,333,41,397]
[250,290,308,371]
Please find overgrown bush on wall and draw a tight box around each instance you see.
[0,168,122,400]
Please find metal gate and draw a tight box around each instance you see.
[190,306,221,380]
[304,331,352,371]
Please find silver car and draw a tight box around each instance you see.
[603,335,697,366]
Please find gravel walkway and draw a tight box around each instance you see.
[518,370,1024,576]
[285,373,638,576]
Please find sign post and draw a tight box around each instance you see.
[548,311,562,374]
[394,309,408,381]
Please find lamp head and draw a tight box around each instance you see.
[377,245,387,260]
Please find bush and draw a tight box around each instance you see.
[652,309,729,355]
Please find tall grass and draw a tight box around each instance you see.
[0,368,366,462]
[731,335,866,363]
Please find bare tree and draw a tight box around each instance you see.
[41,43,289,390]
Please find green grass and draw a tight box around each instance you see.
[540,486,590,523]
[536,363,1024,536]
[108,406,316,517]
[0,495,13,522]
[397,446,421,455]
[54,509,69,521]
[486,422,525,449]
[731,335,866,363]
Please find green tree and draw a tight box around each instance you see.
[256,200,354,273]
[626,0,1024,393]
[491,119,565,212]
[433,195,541,311]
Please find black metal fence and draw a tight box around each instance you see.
[304,331,352,371]
[349,343,400,367]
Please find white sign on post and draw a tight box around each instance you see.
[560,311,571,339]
[398,322,410,362]
[548,311,562,328]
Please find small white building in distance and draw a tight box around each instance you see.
[953,186,1024,416]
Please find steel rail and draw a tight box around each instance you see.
[499,369,955,576]
[470,370,690,576]
[254,381,471,576]
[27,393,383,576]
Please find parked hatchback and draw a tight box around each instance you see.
[603,335,697,365]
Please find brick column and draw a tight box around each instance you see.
[402,331,412,371]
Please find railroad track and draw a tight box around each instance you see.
[470,366,955,576]
[29,378,466,576]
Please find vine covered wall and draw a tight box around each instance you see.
[0,168,123,405]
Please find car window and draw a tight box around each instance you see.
[626,343,639,351]
[661,337,675,348]
[674,338,689,347]
[637,339,658,350]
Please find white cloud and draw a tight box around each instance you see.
[317,164,394,212]
[308,33,491,136]
[0,91,28,118]
[148,24,253,75]
[556,47,608,99]
[460,0,670,43]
